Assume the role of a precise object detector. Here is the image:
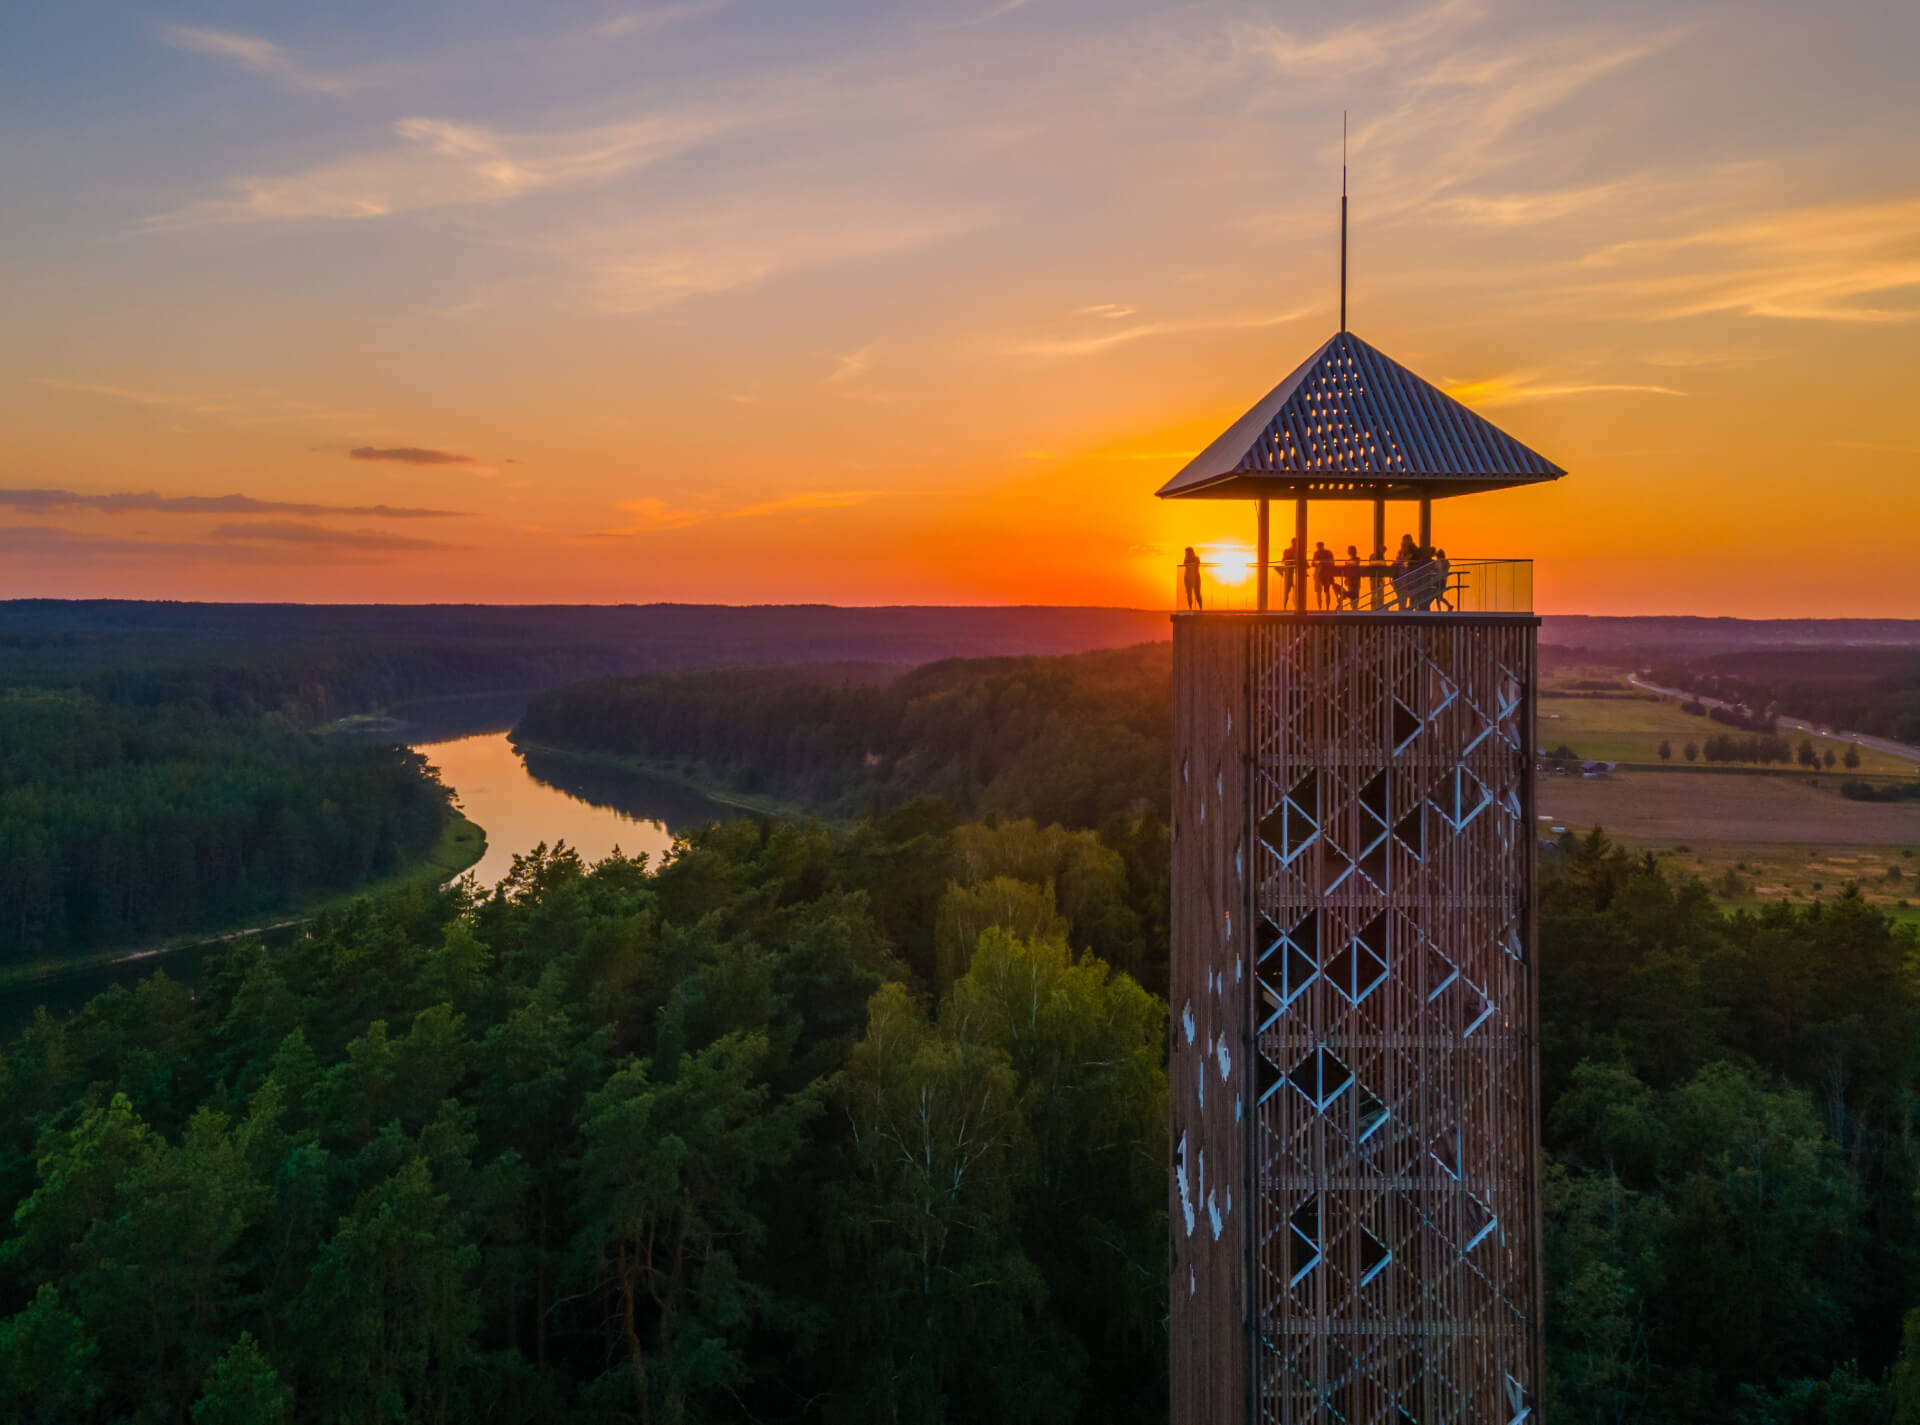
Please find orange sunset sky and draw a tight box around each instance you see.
[4,0,1917,615]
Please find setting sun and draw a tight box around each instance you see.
[1207,545,1256,585]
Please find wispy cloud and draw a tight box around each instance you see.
[607,489,881,534]
[1011,308,1309,358]
[156,23,361,96]
[1639,347,1776,370]
[35,378,362,425]
[0,525,287,562]
[1438,182,1625,227]
[1580,196,1920,323]
[595,0,728,39]
[829,346,874,383]
[0,488,461,518]
[1075,303,1137,319]
[569,196,991,313]
[617,496,707,532]
[1234,11,1688,231]
[1827,441,1920,457]
[209,521,463,551]
[349,446,474,466]
[730,490,876,519]
[1239,0,1483,79]
[1446,373,1688,407]
[0,525,419,563]
[145,110,735,228]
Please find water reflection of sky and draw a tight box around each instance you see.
[414,732,718,889]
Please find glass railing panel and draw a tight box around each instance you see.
[1173,559,1533,614]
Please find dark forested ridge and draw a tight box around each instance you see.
[0,689,453,964]
[9,601,1917,729]
[515,643,1175,827]
[0,602,1173,723]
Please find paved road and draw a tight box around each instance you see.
[1627,674,1920,766]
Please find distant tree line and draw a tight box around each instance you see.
[1701,732,1794,765]
[0,602,1169,728]
[513,644,1175,829]
[1842,779,1920,803]
[1652,649,1920,746]
[0,689,451,963]
[1707,703,1778,734]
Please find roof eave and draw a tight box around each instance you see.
[1155,469,1566,500]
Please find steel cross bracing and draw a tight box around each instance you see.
[1250,619,1540,1425]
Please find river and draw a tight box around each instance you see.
[0,704,728,1034]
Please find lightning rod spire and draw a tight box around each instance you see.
[1340,111,1348,332]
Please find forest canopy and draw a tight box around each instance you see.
[4,811,1920,1422]
[0,811,1169,1424]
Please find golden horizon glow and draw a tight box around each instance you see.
[3,2,1917,616]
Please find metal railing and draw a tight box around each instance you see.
[1173,558,1533,614]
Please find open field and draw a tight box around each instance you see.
[1537,768,1920,922]
[1538,685,1915,774]
[1537,766,1917,845]
[1674,843,1919,925]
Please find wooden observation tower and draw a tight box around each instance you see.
[1163,182,1565,1425]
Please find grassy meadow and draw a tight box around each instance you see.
[1538,668,1912,773]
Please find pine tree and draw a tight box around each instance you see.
[192,1333,288,1425]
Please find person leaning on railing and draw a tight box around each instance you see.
[1182,547,1202,610]
[1431,549,1454,611]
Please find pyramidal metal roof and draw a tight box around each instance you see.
[1156,329,1566,501]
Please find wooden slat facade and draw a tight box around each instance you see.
[1171,614,1254,1425]
[1172,612,1542,1425]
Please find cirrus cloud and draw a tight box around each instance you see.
[349,446,475,466]
[1011,308,1310,359]
[156,23,363,97]
[604,489,882,535]
[0,488,462,518]
[1445,373,1687,407]
[209,521,465,551]
[144,110,738,229]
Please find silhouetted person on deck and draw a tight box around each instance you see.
[1344,544,1364,608]
[1280,537,1300,605]
[1393,533,1418,574]
[1181,547,1202,610]
[1431,548,1454,611]
[1312,541,1336,609]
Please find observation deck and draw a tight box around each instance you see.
[1173,557,1532,615]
